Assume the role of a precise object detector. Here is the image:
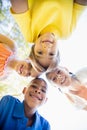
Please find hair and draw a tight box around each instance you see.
[29,77,48,87]
[75,67,87,83]
[29,45,46,73]
[29,45,60,74]
[69,72,80,82]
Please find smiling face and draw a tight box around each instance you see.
[14,60,41,77]
[46,66,72,87]
[23,78,48,110]
[34,32,58,68]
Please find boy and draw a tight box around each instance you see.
[0,77,51,130]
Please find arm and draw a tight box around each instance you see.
[10,0,28,13]
[0,34,16,52]
[70,85,87,100]
[74,0,87,5]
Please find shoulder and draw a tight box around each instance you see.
[36,112,51,129]
[0,95,20,106]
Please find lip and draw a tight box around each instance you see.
[42,40,53,44]
[60,77,65,84]
[30,93,42,101]
[60,76,71,86]
[17,64,24,74]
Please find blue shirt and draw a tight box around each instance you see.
[0,95,51,130]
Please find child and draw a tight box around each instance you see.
[9,0,87,75]
[0,34,41,78]
[46,66,87,110]
[0,77,51,130]
[29,32,60,73]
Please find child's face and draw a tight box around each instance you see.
[34,32,58,68]
[15,60,40,77]
[46,67,72,87]
[23,78,48,109]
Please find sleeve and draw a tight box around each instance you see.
[10,0,34,42]
[70,3,87,32]
[10,9,31,42]
[43,121,51,130]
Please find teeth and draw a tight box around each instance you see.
[42,40,53,43]
[60,78,65,84]
[30,94,42,101]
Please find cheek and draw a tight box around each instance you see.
[47,73,53,79]
[15,63,21,72]
[42,96,47,104]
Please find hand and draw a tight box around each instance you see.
[70,85,87,100]
[74,0,87,5]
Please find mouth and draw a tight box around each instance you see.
[17,64,24,74]
[60,77,66,85]
[17,65,24,74]
[42,40,53,44]
[59,76,70,86]
[30,93,42,101]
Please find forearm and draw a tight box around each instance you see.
[0,34,16,52]
[74,0,87,5]
[10,0,28,13]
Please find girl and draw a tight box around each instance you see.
[46,66,87,110]
[0,34,41,78]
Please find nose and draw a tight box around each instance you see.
[42,43,53,53]
[42,42,53,49]
[56,74,63,80]
[34,88,41,94]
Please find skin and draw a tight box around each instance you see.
[74,0,87,5]
[22,78,48,126]
[10,0,87,70]
[46,66,83,91]
[0,34,41,77]
[10,0,87,75]
[46,66,87,106]
[0,34,16,52]
[7,33,59,77]
[34,32,58,68]
[8,59,41,77]
[10,0,87,14]
[46,66,72,87]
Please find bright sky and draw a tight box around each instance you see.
[38,9,87,130]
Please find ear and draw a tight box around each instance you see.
[22,87,27,94]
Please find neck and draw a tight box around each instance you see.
[24,101,36,126]
[24,101,36,118]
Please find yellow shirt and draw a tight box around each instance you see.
[11,0,86,43]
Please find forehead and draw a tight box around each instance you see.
[30,79,47,88]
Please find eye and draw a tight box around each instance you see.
[38,34,41,37]
[41,89,46,93]
[37,51,43,55]
[57,70,61,74]
[28,63,32,69]
[49,53,55,56]
[27,72,31,76]
[53,77,56,81]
